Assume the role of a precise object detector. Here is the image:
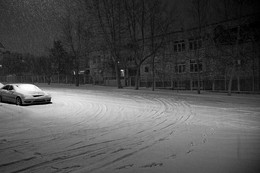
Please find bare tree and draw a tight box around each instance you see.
[189,0,210,94]
[247,20,260,92]
[124,0,171,90]
[213,0,255,95]
[147,0,174,91]
[61,0,93,86]
[91,0,125,89]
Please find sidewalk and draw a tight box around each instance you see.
[36,83,260,100]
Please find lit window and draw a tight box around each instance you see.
[120,69,125,77]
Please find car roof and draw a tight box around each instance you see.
[7,83,34,86]
[3,83,37,88]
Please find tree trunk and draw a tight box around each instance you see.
[251,52,256,92]
[47,75,51,85]
[190,78,193,91]
[252,75,255,92]
[135,66,140,90]
[228,64,235,96]
[171,77,174,90]
[176,78,179,92]
[152,55,155,91]
[212,79,215,91]
[75,72,79,87]
[162,76,165,88]
[124,67,127,87]
[197,60,201,94]
[74,56,80,87]
[237,75,240,93]
[115,63,122,89]
[224,71,227,91]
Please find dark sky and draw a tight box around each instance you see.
[0,0,66,56]
[0,0,189,56]
[0,0,258,56]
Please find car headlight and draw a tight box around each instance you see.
[45,92,51,97]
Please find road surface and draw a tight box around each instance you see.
[0,84,260,173]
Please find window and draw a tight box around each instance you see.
[189,38,202,50]
[17,84,41,91]
[190,59,202,73]
[182,43,185,50]
[179,64,185,73]
[127,56,135,62]
[120,69,125,77]
[144,66,149,73]
[174,45,177,52]
[175,62,186,73]
[189,42,193,50]
[173,40,185,52]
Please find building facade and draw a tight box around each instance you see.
[85,14,259,92]
[0,42,5,72]
[137,15,259,92]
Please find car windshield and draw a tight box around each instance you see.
[16,84,42,92]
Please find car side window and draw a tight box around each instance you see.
[2,85,9,90]
[8,85,14,90]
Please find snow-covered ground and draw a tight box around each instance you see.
[0,84,260,173]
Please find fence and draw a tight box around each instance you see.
[1,75,259,93]
[0,75,93,85]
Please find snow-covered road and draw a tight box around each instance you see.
[0,85,260,173]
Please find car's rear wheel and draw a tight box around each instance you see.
[16,97,22,106]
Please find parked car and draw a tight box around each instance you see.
[0,83,51,105]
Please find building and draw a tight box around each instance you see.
[0,42,5,69]
[138,14,260,92]
[87,14,259,92]
[0,42,5,60]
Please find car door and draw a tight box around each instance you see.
[1,85,10,102]
[8,85,17,103]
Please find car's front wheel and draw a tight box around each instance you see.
[0,96,2,102]
[16,97,22,106]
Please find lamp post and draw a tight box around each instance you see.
[0,65,2,76]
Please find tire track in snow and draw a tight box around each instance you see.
[0,88,195,173]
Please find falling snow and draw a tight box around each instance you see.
[0,0,66,55]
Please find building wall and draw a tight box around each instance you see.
[0,43,5,72]
[138,17,259,91]
[87,16,259,91]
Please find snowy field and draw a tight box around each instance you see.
[0,84,260,173]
